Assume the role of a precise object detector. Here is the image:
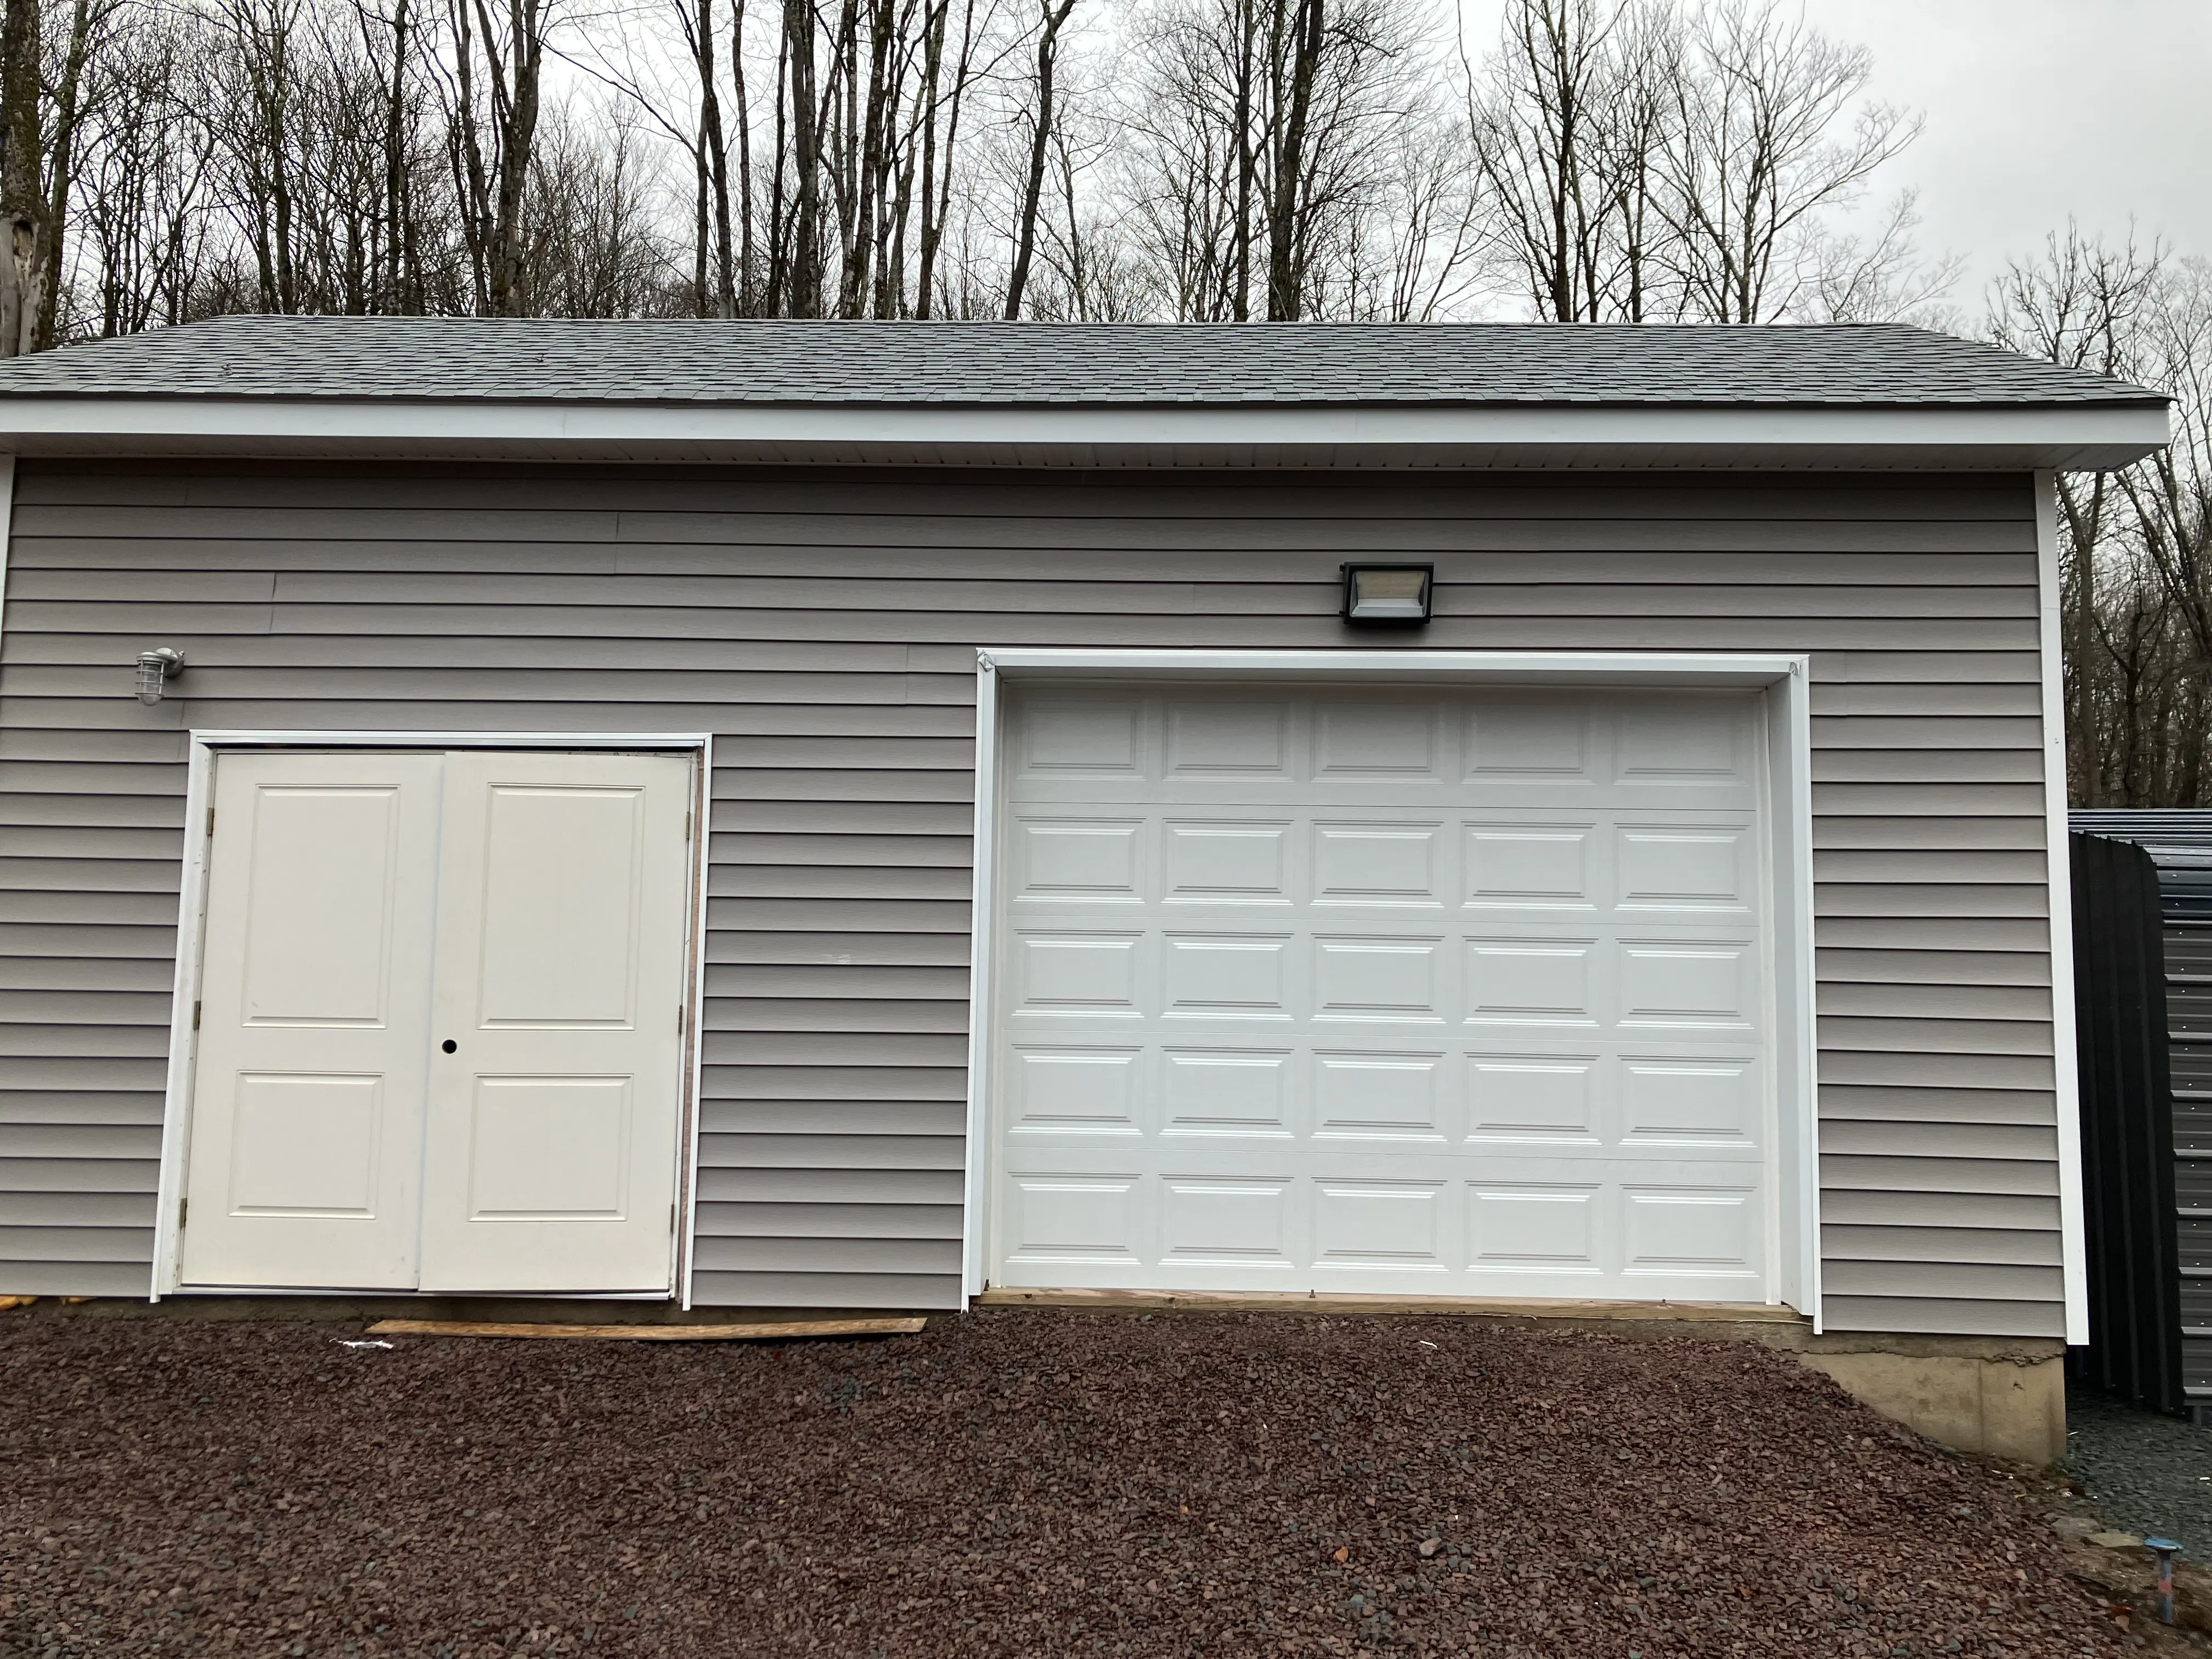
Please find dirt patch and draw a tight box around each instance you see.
[0,1306,2137,1656]
[2018,1463,2212,1654]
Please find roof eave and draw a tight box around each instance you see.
[0,396,2171,470]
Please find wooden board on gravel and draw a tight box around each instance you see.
[365,1317,927,1341]
[977,1287,1807,1322]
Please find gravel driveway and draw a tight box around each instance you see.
[2,1307,2129,1657]
[2065,1385,2212,1558]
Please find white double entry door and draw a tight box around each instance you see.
[178,748,696,1295]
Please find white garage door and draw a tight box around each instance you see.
[988,682,1775,1302]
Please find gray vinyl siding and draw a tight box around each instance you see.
[0,462,2062,1334]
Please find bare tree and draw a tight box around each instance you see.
[1798,188,1959,325]
[1991,226,2212,807]
[1002,0,1075,317]
[0,0,110,351]
[1465,0,1619,321]
[449,0,556,313]
[21,0,1956,340]
[1659,0,1918,323]
[1119,0,1435,321]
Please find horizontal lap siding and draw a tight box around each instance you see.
[0,464,2056,1332]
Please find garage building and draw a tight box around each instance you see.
[0,318,2171,1454]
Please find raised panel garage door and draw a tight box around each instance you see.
[988,682,1776,1302]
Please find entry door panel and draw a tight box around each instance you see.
[417,752,694,1292]
[180,754,443,1289]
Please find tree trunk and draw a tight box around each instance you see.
[0,0,47,355]
[783,0,822,315]
[732,0,757,312]
[1003,0,1075,319]
[697,0,736,315]
[1229,0,1255,321]
[483,0,544,315]
[1263,0,1321,320]
[33,0,98,350]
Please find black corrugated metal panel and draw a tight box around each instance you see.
[2067,831,2187,1415]
[2072,811,2212,1416]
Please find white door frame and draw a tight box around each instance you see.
[151,730,714,1302]
[961,650,1821,1329]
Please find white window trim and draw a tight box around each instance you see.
[2036,473,2090,1345]
[149,729,715,1304]
[960,648,1821,1328]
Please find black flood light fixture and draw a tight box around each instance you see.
[1340,563,1434,625]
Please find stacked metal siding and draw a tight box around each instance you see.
[2069,811,2212,1402]
[2066,831,2183,1413]
[0,462,2062,1333]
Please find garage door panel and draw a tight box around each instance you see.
[1163,819,1291,900]
[994,1162,1769,1291]
[1466,1049,1602,1141]
[1466,938,1598,1024]
[1009,930,1143,1015]
[1468,699,1594,777]
[1013,817,1143,900]
[1018,697,1144,775]
[1617,937,1761,1029]
[1314,935,1444,1022]
[991,683,1775,1302]
[1162,1047,1293,1136]
[1165,701,1290,774]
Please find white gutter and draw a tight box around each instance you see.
[0,397,2170,470]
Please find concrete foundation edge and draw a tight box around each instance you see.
[1789,1344,2067,1464]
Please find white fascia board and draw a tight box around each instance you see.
[0,397,2171,470]
[981,648,1804,685]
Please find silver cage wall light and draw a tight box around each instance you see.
[135,647,185,704]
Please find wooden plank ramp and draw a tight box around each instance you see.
[366,1317,927,1342]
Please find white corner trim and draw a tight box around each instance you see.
[956,646,1821,1324]
[1775,658,1822,1329]
[678,735,714,1311]
[960,654,1002,1300]
[2036,472,2089,1346]
[150,729,714,1302]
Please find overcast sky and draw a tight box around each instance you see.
[1460,0,2212,309]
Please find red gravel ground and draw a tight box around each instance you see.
[1,1308,2122,1658]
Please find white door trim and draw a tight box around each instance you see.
[960,649,1821,1328]
[151,730,713,1302]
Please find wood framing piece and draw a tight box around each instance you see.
[365,1317,928,1341]
[975,1288,1806,1323]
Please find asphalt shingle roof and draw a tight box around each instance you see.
[0,316,2164,408]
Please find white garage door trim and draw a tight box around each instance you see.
[962,651,1819,1329]
[150,730,714,1304]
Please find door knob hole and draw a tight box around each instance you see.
[441,1039,457,1054]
